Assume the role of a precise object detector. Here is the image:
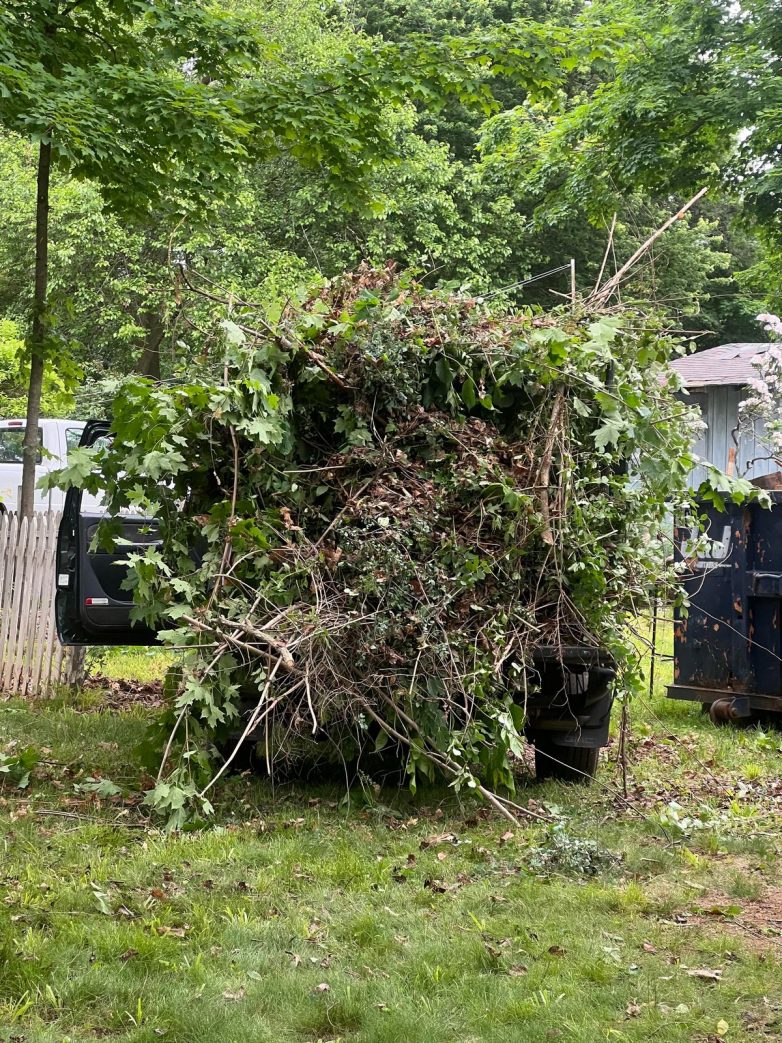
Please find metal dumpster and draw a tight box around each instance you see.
[669,493,782,721]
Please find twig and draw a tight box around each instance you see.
[236,320,350,390]
[199,657,287,797]
[157,703,190,783]
[593,212,617,295]
[313,475,376,548]
[305,671,318,735]
[217,615,296,672]
[177,267,349,388]
[590,188,708,308]
[361,698,551,825]
[536,389,565,547]
[619,699,629,799]
[570,257,576,308]
[182,614,298,674]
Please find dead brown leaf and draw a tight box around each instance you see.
[420,832,457,850]
[154,925,187,938]
[686,967,723,981]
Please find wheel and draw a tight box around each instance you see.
[708,697,757,728]
[534,741,599,783]
[709,697,734,725]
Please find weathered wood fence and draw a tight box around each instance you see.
[0,511,84,697]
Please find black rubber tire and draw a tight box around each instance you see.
[534,741,599,783]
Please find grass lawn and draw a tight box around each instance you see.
[1,626,780,1043]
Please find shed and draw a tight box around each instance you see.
[670,342,775,486]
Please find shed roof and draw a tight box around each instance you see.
[671,342,771,388]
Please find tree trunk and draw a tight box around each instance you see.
[136,306,165,380]
[19,139,51,519]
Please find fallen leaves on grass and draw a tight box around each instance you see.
[80,676,164,709]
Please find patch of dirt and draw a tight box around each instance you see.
[692,884,782,954]
[603,733,782,818]
[81,676,164,710]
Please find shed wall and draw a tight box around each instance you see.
[688,385,776,487]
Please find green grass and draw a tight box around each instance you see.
[87,646,174,685]
[1,625,781,1042]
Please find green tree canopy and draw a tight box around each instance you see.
[2,0,608,511]
[520,1,782,258]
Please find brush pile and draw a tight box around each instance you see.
[72,265,702,824]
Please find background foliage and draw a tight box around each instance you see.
[0,0,775,414]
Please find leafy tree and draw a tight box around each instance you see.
[355,0,587,158]
[1,0,603,512]
[519,0,782,306]
[350,0,765,336]
[0,0,264,514]
[0,318,72,417]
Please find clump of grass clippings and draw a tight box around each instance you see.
[528,826,620,877]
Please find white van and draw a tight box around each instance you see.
[0,418,88,513]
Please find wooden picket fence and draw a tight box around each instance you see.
[0,511,84,697]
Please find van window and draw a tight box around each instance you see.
[0,428,42,464]
[65,428,84,453]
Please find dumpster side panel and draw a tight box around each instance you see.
[746,500,782,695]
[671,493,782,710]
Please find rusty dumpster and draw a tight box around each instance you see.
[669,494,782,722]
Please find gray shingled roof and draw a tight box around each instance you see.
[670,342,771,387]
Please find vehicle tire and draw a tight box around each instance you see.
[534,741,599,783]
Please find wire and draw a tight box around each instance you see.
[482,264,572,299]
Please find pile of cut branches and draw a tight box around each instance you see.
[59,265,706,825]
